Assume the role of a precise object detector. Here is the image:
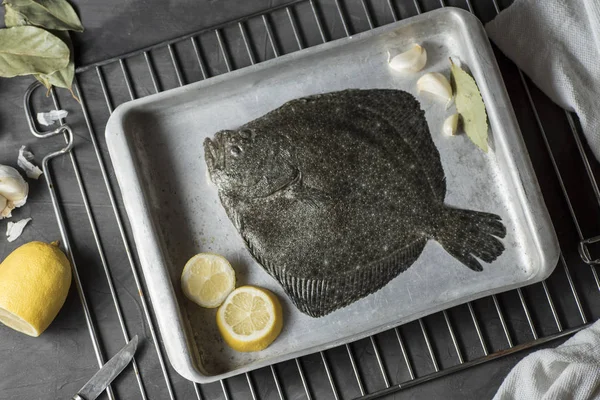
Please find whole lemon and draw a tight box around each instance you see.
[0,241,71,337]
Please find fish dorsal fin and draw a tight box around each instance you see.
[298,89,447,202]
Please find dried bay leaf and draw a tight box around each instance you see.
[34,73,52,93]
[2,0,83,32]
[4,9,76,96]
[4,6,54,91]
[34,30,75,97]
[0,26,69,77]
[3,4,27,26]
[451,61,489,152]
[35,58,74,93]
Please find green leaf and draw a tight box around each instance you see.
[4,4,28,26]
[37,57,73,89]
[2,0,84,32]
[34,73,52,92]
[450,61,489,153]
[3,4,78,96]
[0,26,70,77]
[35,30,75,98]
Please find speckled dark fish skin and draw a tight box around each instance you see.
[204,89,506,317]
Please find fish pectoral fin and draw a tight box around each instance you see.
[290,185,331,210]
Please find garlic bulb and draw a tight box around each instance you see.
[0,165,29,219]
[417,72,453,107]
[443,113,460,136]
[389,44,427,72]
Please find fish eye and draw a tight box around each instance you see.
[230,145,242,156]
[240,129,253,139]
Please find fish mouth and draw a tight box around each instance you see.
[204,135,225,171]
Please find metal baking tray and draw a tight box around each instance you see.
[105,7,559,383]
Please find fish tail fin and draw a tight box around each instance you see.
[435,207,507,272]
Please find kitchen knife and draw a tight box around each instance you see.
[71,335,138,400]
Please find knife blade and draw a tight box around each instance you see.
[72,335,138,400]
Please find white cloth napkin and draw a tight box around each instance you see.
[485,0,600,162]
[493,320,600,400]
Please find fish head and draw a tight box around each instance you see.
[204,127,297,198]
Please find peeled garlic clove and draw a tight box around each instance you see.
[389,44,427,72]
[417,72,453,107]
[0,165,28,219]
[443,113,460,136]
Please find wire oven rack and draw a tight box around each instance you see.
[22,0,600,399]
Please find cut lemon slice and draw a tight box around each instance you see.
[217,286,283,352]
[181,253,236,308]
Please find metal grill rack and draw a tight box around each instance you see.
[23,0,600,399]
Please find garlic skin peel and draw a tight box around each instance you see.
[443,113,460,136]
[417,72,453,107]
[0,165,29,219]
[37,110,68,126]
[389,44,427,72]
[17,146,43,180]
[6,218,32,242]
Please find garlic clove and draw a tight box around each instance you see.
[417,72,453,107]
[0,165,28,202]
[0,195,6,214]
[1,202,14,219]
[443,114,460,136]
[389,44,427,73]
[17,146,43,180]
[6,218,32,242]
[0,165,28,219]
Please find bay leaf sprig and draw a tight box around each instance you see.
[450,60,489,153]
[0,0,83,97]
[0,26,69,77]
[33,30,74,96]
[4,0,83,31]
[3,3,25,25]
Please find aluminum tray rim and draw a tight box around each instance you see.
[105,7,559,383]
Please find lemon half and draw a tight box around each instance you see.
[217,286,283,352]
[0,241,71,337]
[181,253,236,308]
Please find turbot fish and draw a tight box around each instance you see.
[204,89,506,317]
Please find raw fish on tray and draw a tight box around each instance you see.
[204,89,506,317]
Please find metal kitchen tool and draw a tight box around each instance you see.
[105,7,558,382]
[71,336,139,400]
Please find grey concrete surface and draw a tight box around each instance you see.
[1,0,599,399]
